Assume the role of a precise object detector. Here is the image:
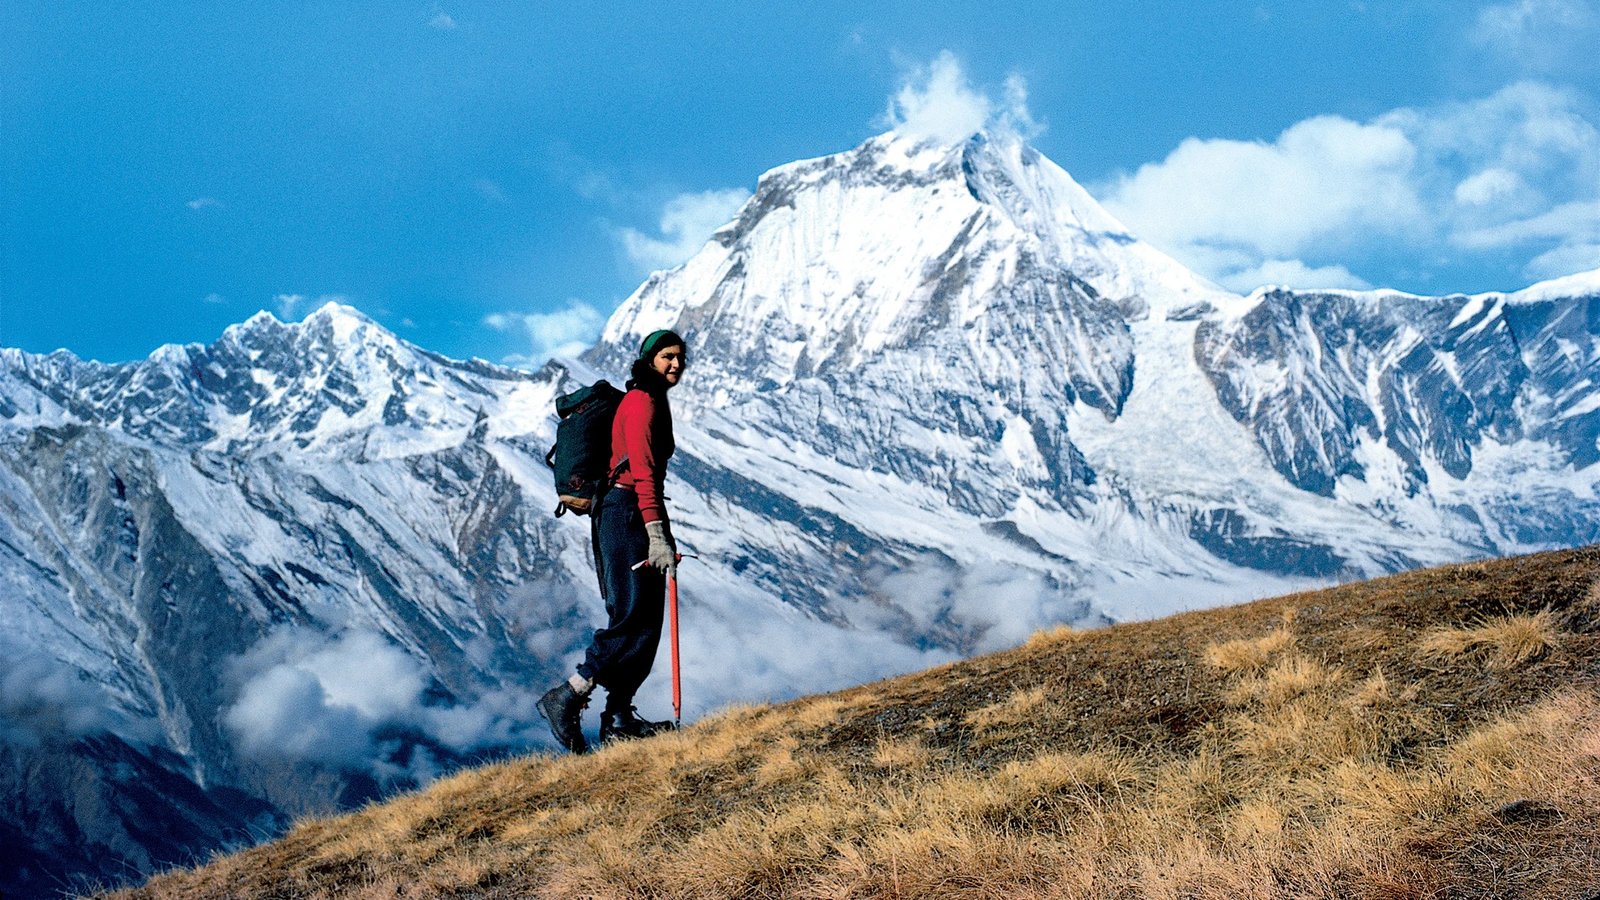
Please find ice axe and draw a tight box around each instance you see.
[667,570,681,726]
[634,553,697,726]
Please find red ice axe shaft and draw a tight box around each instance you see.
[668,572,682,726]
[633,553,692,726]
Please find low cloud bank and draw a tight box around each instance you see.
[224,628,546,783]
[0,642,131,748]
[846,554,1094,656]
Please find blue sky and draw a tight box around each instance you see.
[3,1,1597,365]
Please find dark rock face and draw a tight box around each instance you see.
[1504,296,1600,470]
[1188,508,1348,577]
[0,735,283,900]
[1195,289,1589,497]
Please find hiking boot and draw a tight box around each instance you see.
[537,683,590,754]
[599,707,675,744]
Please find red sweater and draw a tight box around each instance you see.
[610,388,674,523]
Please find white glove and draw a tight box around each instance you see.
[645,520,677,576]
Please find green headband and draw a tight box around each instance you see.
[638,329,686,361]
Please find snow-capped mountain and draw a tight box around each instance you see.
[0,309,580,894]
[588,130,1597,596]
[2,129,1596,896]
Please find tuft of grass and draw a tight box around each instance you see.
[870,735,928,770]
[1023,623,1084,649]
[790,696,856,730]
[1203,627,1293,673]
[1418,609,1558,670]
[1222,652,1342,707]
[964,686,1048,731]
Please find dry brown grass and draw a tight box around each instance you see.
[964,685,1049,731]
[1418,609,1559,670]
[1581,574,1600,612]
[1023,623,1085,649]
[1202,625,1293,673]
[105,546,1600,900]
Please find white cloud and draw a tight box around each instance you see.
[273,293,350,321]
[224,628,548,781]
[486,299,606,367]
[274,293,306,320]
[1526,241,1600,278]
[1453,198,1600,249]
[618,188,751,272]
[1473,0,1600,74]
[1383,82,1597,194]
[1454,168,1533,207]
[1000,73,1044,141]
[202,292,227,305]
[882,51,1043,144]
[884,51,991,144]
[1104,115,1425,260]
[186,197,220,210]
[428,12,457,30]
[1216,259,1374,294]
[0,641,132,748]
[1099,81,1600,290]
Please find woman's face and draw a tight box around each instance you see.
[651,345,687,386]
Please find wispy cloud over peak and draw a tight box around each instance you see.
[273,293,351,321]
[882,51,1044,145]
[274,294,306,320]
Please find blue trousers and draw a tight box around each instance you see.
[576,487,665,710]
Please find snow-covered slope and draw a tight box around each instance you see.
[589,130,1596,604]
[2,129,1596,897]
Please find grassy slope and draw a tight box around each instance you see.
[110,546,1600,899]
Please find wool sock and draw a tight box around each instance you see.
[568,673,595,695]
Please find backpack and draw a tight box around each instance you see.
[544,380,627,517]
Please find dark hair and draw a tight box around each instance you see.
[626,357,671,393]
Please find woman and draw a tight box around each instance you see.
[538,329,687,754]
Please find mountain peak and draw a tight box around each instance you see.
[215,302,406,380]
[304,300,379,332]
[1508,266,1600,303]
[232,301,380,335]
[595,129,1234,386]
